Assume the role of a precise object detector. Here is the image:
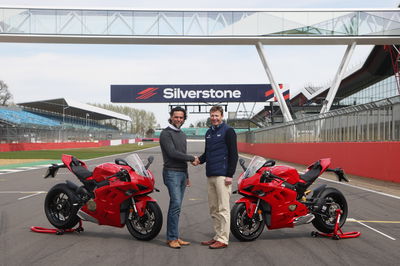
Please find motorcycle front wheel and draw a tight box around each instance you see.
[44,183,80,229]
[126,201,163,241]
[312,187,348,233]
[230,203,264,241]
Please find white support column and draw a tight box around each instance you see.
[320,42,357,114]
[256,42,293,122]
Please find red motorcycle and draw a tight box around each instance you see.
[231,156,349,241]
[42,153,162,241]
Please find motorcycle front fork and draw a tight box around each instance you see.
[128,198,138,220]
[254,199,263,221]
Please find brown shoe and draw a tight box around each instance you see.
[178,239,190,246]
[201,239,216,246]
[167,240,181,249]
[209,241,228,249]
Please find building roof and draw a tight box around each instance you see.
[17,98,132,122]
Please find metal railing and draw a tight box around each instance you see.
[237,95,400,143]
[0,126,134,143]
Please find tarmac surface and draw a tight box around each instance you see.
[1,142,399,266]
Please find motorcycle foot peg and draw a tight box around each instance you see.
[294,214,315,226]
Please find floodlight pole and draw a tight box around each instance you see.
[320,42,357,114]
[256,42,293,122]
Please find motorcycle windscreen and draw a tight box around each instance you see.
[243,156,265,179]
[125,153,150,177]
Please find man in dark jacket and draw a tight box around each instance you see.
[160,106,198,249]
[196,105,238,249]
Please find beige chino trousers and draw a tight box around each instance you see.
[207,176,232,245]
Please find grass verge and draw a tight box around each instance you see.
[0,143,160,160]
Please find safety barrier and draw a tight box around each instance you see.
[237,96,400,183]
[238,142,400,183]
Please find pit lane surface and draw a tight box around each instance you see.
[1,142,399,266]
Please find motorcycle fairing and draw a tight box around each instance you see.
[134,195,157,217]
[235,197,258,218]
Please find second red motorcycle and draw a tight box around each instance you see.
[231,156,349,241]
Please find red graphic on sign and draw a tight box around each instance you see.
[136,87,158,99]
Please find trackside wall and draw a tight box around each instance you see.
[237,142,400,183]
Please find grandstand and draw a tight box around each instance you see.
[0,98,132,143]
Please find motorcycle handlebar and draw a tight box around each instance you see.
[262,171,285,182]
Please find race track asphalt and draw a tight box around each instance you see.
[0,142,399,266]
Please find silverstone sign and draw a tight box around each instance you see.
[111,84,289,103]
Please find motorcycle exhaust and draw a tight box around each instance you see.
[77,210,99,224]
[293,213,315,226]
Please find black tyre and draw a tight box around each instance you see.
[126,201,163,241]
[230,203,264,241]
[44,183,80,229]
[312,187,348,234]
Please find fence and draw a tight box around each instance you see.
[237,95,400,143]
[0,126,135,143]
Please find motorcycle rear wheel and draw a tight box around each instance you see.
[312,187,348,233]
[231,203,264,241]
[126,201,163,241]
[44,183,80,229]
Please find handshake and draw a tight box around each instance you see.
[191,156,200,166]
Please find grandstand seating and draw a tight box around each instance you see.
[0,108,60,127]
[0,107,117,131]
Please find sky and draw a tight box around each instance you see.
[0,0,399,128]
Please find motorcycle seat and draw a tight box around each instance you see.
[300,161,322,184]
[70,157,93,180]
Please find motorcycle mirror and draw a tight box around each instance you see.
[239,158,247,171]
[115,158,128,166]
[264,160,276,167]
[145,156,154,170]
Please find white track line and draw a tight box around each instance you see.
[347,218,396,240]
[18,192,45,200]
[319,177,400,200]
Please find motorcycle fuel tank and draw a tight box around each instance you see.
[271,166,300,185]
[91,163,124,182]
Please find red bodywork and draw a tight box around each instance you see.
[236,158,331,230]
[61,154,156,227]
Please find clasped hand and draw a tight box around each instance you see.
[191,156,200,166]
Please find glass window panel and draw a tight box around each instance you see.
[308,12,334,35]
[282,12,309,35]
[207,12,232,35]
[82,10,107,35]
[358,11,384,35]
[57,10,82,34]
[258,12,283,35]
[4,8,30,33]
[232,12,257,35]
[158,12,183,36]
[183,12,208,35]
[107,11,133,35]
[333,11,358,35]
[134,11,158,35]
[381,11,400,35]
[31,9,56,34]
